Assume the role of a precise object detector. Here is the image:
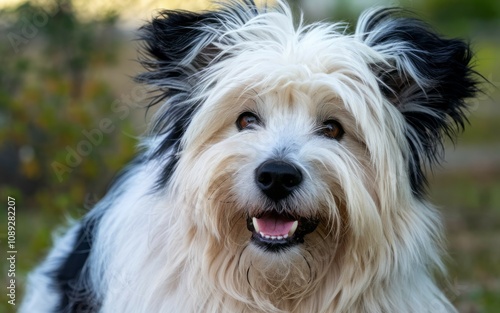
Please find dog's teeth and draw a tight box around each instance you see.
[264,235,271,239]
[283,234,288,239]
[288,221,298,237]
[271,236,276,240]
[252,217,260,233]
[260,232,265,237]
[277,236,283,240]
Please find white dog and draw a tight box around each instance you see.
[21,1,479,312]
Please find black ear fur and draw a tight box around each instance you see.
[358,8,480,197]
[137,11,221,98]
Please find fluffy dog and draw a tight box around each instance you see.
[21,1,479,312]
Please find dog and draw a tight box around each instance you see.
[21,1,479,312]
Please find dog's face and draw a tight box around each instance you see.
[170,38,394,274]
[138,0,477,300]
[176,59,390,257]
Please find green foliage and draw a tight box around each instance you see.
[0,0,136,212]
[419,0,500,22]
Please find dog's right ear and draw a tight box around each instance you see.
[136,10,222,94]
[136,2,260,97]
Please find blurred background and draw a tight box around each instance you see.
[0,0,498,312]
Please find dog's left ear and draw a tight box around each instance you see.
[356,8,480,196]
[136,10,225,95]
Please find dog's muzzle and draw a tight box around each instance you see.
[246,160,319,252]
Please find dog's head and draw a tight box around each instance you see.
[137,0,478,304]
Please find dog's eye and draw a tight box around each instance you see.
[321,120,344,140]
[236,112,260,130]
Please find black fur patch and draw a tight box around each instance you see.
[54,219,98,313]
[361,8,480,197]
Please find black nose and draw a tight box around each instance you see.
[255,160,302,201]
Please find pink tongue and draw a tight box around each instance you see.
[256,215,296,236]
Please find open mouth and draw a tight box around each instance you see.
[246,211,319,252]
